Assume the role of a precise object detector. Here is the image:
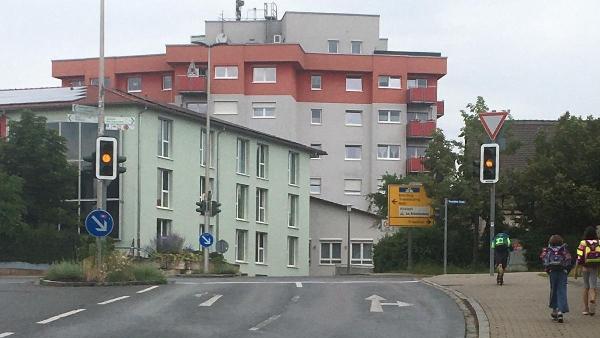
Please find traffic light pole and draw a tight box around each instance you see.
[95,0,106,269]
[444,198,448,275]
[202,44,212,275]
[489,183,495,276]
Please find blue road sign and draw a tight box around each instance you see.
[85,209,114,237]
[200,233,214,248]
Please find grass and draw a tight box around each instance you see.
[45,261,84,282]
[131,264,167,283]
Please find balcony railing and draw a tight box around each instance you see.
[407,157,428,173]
[408,87,437,104]
[174,75,207,93]
[436,100,444,117]
[407,120,436,138]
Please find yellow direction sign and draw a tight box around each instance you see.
[387,183,434,227]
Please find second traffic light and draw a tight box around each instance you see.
[96,137,117,180]
[480,143,499,184]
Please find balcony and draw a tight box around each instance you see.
[408,87,437,104]
[407,157,428,173]
[174,75,207,93]
[436,101,444,117]
[407,120,436,138]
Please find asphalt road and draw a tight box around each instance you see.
[0,276,464,338]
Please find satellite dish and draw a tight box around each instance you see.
[215,33,228,44]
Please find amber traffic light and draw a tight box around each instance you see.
[96,137,117,180]
[480,143,499,183]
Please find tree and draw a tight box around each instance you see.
[0,170,25,232]
[0,111,78,229]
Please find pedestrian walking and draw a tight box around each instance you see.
[540,234,573,323]
[491,232,511,285]
[574,226,600,316]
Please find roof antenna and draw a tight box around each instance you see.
[236,0,244,21]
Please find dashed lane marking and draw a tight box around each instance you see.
[199,294,223,307]
[37,309,86,324]
[136,285,159,294]
[98,295,130,305]
[0,332,15,337]
[295,282,302,287]
[249,314,281,331]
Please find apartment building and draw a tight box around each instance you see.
[0,86,323,276]
[51,10,447,211]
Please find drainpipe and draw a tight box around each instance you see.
[136,108,145,256]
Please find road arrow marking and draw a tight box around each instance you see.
[381,301,413,307]
[37,309,86,324]
[92,215,108,232]
[199,294,222,307]
[291,295,300,303]
[366,295,413,312]
[98,296,130,305]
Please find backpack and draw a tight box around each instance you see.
[582,240,600,265]
[543,245,571,270]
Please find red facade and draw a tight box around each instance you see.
[407,120,436,138]
[0,114,6,138]
[407,157,428,173]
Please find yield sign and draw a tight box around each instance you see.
[479,111,508,141]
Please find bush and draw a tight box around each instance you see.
[131,264,166,283]
[153,234,185,254]
[46,261,84,282]
[0,227,80,263]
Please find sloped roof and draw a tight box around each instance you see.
[500,120,557,171]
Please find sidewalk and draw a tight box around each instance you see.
[426,272,598,338]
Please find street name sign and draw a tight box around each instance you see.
[479,111,508,141]
[72,104,99,114]
[85,209,114,237]
[199,233,214,248]
[387,183,433,227]
[447,200,466,205]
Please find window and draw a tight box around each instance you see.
[378,76,401,89]
[156,219,172,238]
[377,144,401,160]
[407,112,431,121]
[200,129,215,167]
[327,40,339,53]
[344,179,362,195]
[288,194,298,228]
[378,110,401,123]
[256,144,268,179]
[236,184,248,220]
[311,109,322,125]
[311,75,322,90]
[407,146,427,158]
[157,169,171,208]
[162,75,173,90]
[345,111,362,126]
[236,139,249,174]
[407,79,427,88]
[158,119,171,158]
[70,79,85,87]
[127,76,141,92]
[186,102,207,113]
[235,229,247,262]
[288,152,299,185]
[214,101,238,115]
[256,188,268,223]
[253,67,276,83]
[310,178,321,194]
[90,77,110,88]
[351,41,362,54]
[345,76,362,92]
[199,176,214,196]
[320,241,342,264]
[310,144,322,159]
[252,103,275,118]
[255,232,267,264]
[215,66,238,79]
[288,236,298,267]
[345,145,362,160]
[351,241,373,265]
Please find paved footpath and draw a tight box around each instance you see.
[427,272,599,338]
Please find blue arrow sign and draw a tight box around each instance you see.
[200,233,214,248]
[85,209,114,237]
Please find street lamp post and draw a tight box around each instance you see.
[346,204,352,275]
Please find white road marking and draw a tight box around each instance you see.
[136,285,159,294]
[295,282,302,287]
[98,295,130,305]
[194,292,208,298]
[249,314,281,331]
[0,332,15,337]
[194,280,420,285]
[199,294,223,307]
[291,295,300,303]
[37,309,86,324]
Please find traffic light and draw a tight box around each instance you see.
[117,155,127,174]
[472,160,480,178]
[96,137,118,180]
[196,200,207,215]
[211,201,222,216]
[480,143,499,183]
[83,152,96,173]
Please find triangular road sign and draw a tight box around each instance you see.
[479,111,508,141]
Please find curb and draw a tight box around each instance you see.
[174,273,241,278]
[39,279,167,287]
[421,279,490,338]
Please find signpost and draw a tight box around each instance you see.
[85,209,114,237]
[215,240,229,254]
[199,233,214,248]
[444,199,466,274]
[479,111,508,276]
[105,116,136,130]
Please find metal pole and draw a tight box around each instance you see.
[346,205,351,275]
[202,45,212,274]
[444,198,448,275]
[95,0,106,269]
[407,228,412,271]
[489,184,496,276]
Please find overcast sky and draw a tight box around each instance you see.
[1,0,599,140]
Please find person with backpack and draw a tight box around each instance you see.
[491,232,512,285]
[540,234,574,323]
[574,226,599,316]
